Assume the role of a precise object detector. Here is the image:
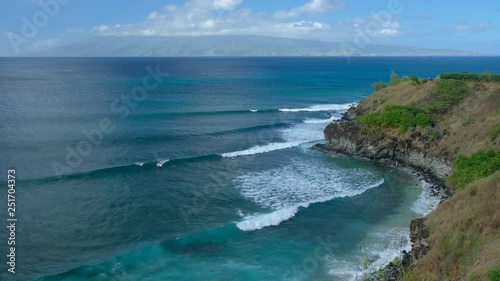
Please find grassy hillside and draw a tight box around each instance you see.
[403,171,500,281]
[356,74,500,160]
[354,73,500,280]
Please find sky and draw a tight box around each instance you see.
[0,0,499,56]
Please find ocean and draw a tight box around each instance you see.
[1,57,500,281]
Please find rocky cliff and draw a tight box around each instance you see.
[314,76,500,280]
[314,116,451,181]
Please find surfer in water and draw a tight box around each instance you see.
[157,158,167,168]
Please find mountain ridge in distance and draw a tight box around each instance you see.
[28,35,483,57]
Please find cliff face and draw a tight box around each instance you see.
[317,119,451,181]
[315,78,500,280]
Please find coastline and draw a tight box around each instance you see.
[312,107,453,279]
[312,143,452,202]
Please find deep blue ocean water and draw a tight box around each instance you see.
[1,57,500,281]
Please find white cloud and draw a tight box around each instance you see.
[332,15,402,39]
[213,0,242,10]
[91,0,332,39]
[273,0,342,19]
[93,25,110,33]
[374,22,401,37]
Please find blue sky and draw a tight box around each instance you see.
[1,0,499,56]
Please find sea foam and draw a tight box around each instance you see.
[303,114,342,124]
[279,103,355,112]
[221,121,329,158]
[235,160,384,231]
[411,180,440,216]
[221,142,301,157]
[222,103,351,158]
[236,206,301,231]
[327,227,411,281]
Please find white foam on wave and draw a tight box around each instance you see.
[249,109,258,112]
[411,180,440,216]
[235,160,384,231]
[236,206,301,231]
[221,122,327,158]
[279,103,355,112]
[327,227,411,281]
[303,114,342,124]
[134,162,145,167]
[221,103,355,158]
[156,159,169,167]
[221,142,300,157]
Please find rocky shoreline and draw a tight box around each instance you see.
[312,143,452,201]
[313,107,454,280]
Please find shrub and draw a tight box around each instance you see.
[440,72,500,82]
[358,105,433,133]
[401,75,411,83]
[436,79,470,103]
[447,150,500,189]
[372,80,387,91]
[489,269,500,281]
[390,70,400,85]
[424,79,471,113]
[411,75,428,85]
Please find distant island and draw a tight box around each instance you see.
[314,72,500,280]
[26,35,481,57]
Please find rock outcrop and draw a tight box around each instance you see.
[409,218,430,261]
[313,114,452,182]
[367,219,430,281]
[314,106,454,279]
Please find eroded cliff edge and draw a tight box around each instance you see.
[313,75,500,280]
[314,111,451,182]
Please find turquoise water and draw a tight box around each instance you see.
[1,57,500,281]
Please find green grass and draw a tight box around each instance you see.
[372,80,387,91]
[358,105,433,133]
[489,269,500,281]
[387,71,428,87]
[423,79,471,113]
[441,72,500,83]
[489,123,500,142]
[447,150,500,189]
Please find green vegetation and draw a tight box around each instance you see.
[388,71,427,86]
[358,72,500,281]
[436,79,470,100]
[447,150,500,189]
[423,79,471,113]
[441,72,500,82]
[372,80,388,91]
[490,269,500,281]
[410,75,428,85]
[404,171,500,281]
[358,105,433,133]
[490,124,500,142]
[390,70,400,85]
